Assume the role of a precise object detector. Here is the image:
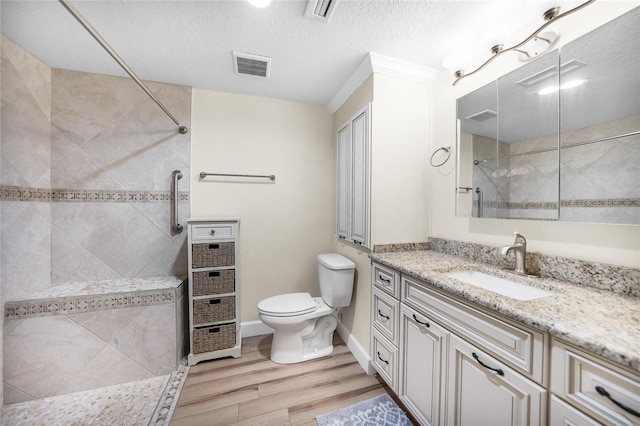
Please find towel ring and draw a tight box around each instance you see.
[430,146,451,167]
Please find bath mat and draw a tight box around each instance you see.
[316,393,413,426]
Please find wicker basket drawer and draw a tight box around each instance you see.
[192,242,235,268]
[193,270,235,296]
[193,323,236,354]
[193,296,236,324]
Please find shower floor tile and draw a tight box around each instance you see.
[2,375,169,426]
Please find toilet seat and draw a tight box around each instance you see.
[257,292,317,317]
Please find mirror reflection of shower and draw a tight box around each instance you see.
[476,187,483,218]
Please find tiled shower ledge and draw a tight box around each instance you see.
[4,276,186,320]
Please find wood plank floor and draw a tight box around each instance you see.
[172,334,406,425]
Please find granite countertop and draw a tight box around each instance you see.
[369,250,640,375]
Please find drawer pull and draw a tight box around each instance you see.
[412,314,430,328]
[377,351,389,365]
[472,352,504,376]
[210,229,216,235]
[208,271,221,277]
[208,244,220,250]
[378,275,391,284]
[209,327,220,333]
[378,309,390,320]
[595,386,640,418]
[209,299,221,305]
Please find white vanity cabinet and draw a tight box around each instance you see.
[371,262,548,426]
[337,104,370,247]
[446,334,546,426]
[187,218,241,366]
[550,339,640,425]
[399,303,449,426]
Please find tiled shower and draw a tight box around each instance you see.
[1,34,191,404]
[471,115,640,223]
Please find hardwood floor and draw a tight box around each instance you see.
[172,334,399,425]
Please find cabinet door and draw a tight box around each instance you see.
[399,304,449,426]
[336,122,351,240]
[350,105,370,247]
[447,334,547,426]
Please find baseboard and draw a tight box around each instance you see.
[241,320,274,338]
[337,321,375,375]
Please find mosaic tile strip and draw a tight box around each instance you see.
[5,289,177,319]
[149,360,190,425]
[483,198,639,210]
[428,237,640,297]
[0,185,189,202]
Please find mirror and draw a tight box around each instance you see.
[456,7,639,225]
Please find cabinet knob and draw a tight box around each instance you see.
[210,229,216,235]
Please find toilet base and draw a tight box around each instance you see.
[269,314,338,364]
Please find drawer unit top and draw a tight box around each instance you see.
[191,223,237,241]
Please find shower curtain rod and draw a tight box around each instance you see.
[58,0,188,135]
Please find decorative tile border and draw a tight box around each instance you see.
[5,287,180,320]
[149,360,190,425]
[0,185,189,202]
[483,198,639,210]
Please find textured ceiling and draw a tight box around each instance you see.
[0,0,594,107]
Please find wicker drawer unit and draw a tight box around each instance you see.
[192,296,236,324]
[193,323,237,354]
[187,218,241,366]
[192,270,235,296]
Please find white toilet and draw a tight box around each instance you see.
[257,253,356,364]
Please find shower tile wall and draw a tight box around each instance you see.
[1,34,192,404]
[50,69,191,289]
[0,34,52,300]
[1,34,52,406]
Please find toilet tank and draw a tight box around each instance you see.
[317,253,355,308]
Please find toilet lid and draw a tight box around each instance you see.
[258,292,317,316]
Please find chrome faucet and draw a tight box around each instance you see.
[500,232,527,275]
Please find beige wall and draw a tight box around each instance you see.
[190,89,336,322]
[431,0,640,268]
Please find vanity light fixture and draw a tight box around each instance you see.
[452,0,595,86]
[248,0,272,8]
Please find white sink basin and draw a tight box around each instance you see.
[444,270,553,301]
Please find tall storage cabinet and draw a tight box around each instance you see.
[337,104,370,248]
[187,218,241,366]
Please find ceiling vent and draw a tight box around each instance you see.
[233,51,271,78]
[516,60,586,87]
[304,0,339,22]
[466,109,497,122]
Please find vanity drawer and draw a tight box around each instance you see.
[402,275,546,383]
[191,223,237,241]
[372,287,400,345]
[371,327,398,392]
[372,263,400,298]
[551,339,640,425]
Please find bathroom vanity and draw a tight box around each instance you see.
[369,248,640,426]
[187,218,241,365]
